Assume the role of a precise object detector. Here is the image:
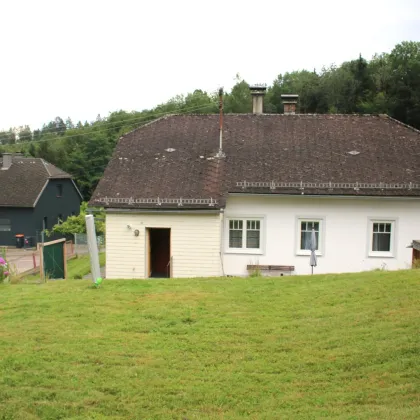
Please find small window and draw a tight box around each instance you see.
[228,218,262,252]
[0,218,11,232]
[71,211,76,216]
[229,220,243,248]
[43,216,48,230]
[246,220,260,249]
[300,221,320,251]
[56,184,63,197]
[297,218,323,255]
[58,214,63,225]
[370,220,395,256]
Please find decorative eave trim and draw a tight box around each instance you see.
[40,159,52,176]
[93,196,218,207]
[236,181,420,191]
[228,192,420,200]
[71,179,84,200]
[33,180,49,207]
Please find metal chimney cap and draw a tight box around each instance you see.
[281,94,299,105]
[250,84,267,94]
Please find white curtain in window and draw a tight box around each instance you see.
[300,221,319,250]
[372,223,391,251]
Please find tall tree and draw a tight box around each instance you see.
[65,117,74,129]
[55,117,67,136]
[387,41,420,127]
[0,129,16,145]
[184,90,218,113]
[28,142,36,157]
[266,70,323,113]
[33,129,42,141]
[224,76,252,113]
[17,125,32,142]
[35,140,57,163]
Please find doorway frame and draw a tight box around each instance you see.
[145,227,172,278]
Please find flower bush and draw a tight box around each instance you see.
[0,256,10,283]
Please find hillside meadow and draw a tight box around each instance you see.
[0,270,419,419]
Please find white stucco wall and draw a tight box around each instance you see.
[223,195,420,276]
[106,212,221,279]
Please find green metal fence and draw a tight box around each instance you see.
[42,239,66,280]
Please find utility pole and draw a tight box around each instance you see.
[85,215,101,283]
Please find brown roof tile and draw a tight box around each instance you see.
[0,156,73,207]
[90,114,420,209]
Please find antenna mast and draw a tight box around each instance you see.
[216,87,225,158]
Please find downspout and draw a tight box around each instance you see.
[219,209,225,276]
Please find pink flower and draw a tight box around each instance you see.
[0,257,5,265]
[4,271,9,276]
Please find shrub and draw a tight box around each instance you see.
[249,266,262,277]
[0,254,10,283]
[46,202,105,237]
[248,258,261,278]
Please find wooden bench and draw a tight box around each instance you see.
[247,265,295,276]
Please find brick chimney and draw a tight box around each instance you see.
[281,94,299,115]
[250,84,267,114]
[1,153,12,170]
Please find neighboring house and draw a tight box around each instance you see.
[0,153,83,246]
[90,87,420,278]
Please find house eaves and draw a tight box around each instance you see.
[32,180,49,207]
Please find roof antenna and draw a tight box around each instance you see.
[216,87,226,158]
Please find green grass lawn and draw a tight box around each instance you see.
[0,270,419,419]
[66,253,106,279]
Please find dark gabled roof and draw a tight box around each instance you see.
[0,156,74,207]
[90,114,420,210]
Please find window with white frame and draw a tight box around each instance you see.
[246,220,260,249]
[297,218,323,254]
[370,220,395,256]
[228,218,262,252]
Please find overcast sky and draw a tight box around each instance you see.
[1,0,419,131]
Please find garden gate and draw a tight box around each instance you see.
[39,238,67,280]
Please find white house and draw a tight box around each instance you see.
[91,87,420,278]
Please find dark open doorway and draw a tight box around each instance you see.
[147,228,171,278]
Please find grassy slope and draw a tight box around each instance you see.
[66,253,106,279]
[23,253,106,283]
[0,270,419,419]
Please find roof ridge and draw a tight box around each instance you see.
[166,113,379,117]
[117,113,386,136]
[119,114,175,140]
[379,114,420,135]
